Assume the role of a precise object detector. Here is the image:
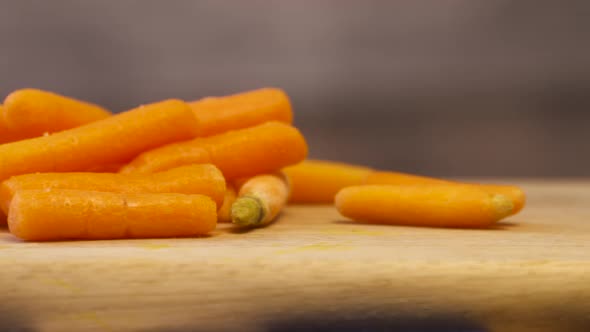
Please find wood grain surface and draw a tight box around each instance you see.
[0,180,588,332]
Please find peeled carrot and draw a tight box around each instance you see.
[231,177,250,191]
[0,99,198,183]
[335,185,514,228]
[0,105,26,144]
[284,160,373,203]
[217,184,237,223]
[231,173,290,227]
[190,88,293,137]
[0,164,225,214]
[120,121,308,179]
[365,171,526,214]
[84,163,127,173]
[8,189,216,241]
[3,89,111,138]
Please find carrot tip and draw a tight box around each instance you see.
[231,196,263,226]
[491,194,514,220]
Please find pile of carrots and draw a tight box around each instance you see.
[0,88,525,241]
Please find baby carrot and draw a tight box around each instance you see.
[335,185,514,228]
[84,163,127,173]
[284,160,373,203]
[231,173,290,227]
[190,88,293,137]
[3,88,111,137]
[0,105,26,144]
[217,184,237,223]
[120,121,308,179]
[0,164,225,214]
[8,189,216,241]
[365,171,526,214]
[0,99,198,182]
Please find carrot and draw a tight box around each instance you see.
[284,160,373,203]
[217,184,237,223]
[120,121,308,179]
[0,164,225,214]
[8,189,216,241]
[0,105,26,144]
[335,185,514,228]
[231,177,250,191]
[84,163,127,173]
[0,99,198,183]
[190,88,293,137]
[365,171,526,214]
[231,173,290,227]
[3,89,111,138]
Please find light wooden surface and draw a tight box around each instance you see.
[0,180,588,332]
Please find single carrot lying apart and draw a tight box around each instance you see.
[0,164,225,214]
[8,189,216,241]
[3,89,111,138]
[284,160,373,204]
[365,171,526,214]
[217,184,237,223]
[335,185,514,228]
[0,99,198,182]
[190,88,293,137]
[120,121,308,179]
[231,173,290,227]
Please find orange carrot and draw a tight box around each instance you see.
[0,105,26,144]
[120,121,308,179]
[84,163,127,173]
[335,185,514,228]
[8,189,216,241]
[365,171,526,214]
[231,177,250,191]
[284,160,373,203]
[0,99,198,183]
[3,89,111,138]
[0,164,225,214]
[189,88,292,137]
[231,173,290,227]
[217,184,237,223]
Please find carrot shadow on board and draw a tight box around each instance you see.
[0,305,36,332]
[226,226,258,235]
[142,312,489,332]
[331,219,519,231]
[265,313,490,332]
[224,211,290,234]
[263,310,590,332]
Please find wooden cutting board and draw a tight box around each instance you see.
[0,180,588,332]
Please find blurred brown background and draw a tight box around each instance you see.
[1,1,589,177]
